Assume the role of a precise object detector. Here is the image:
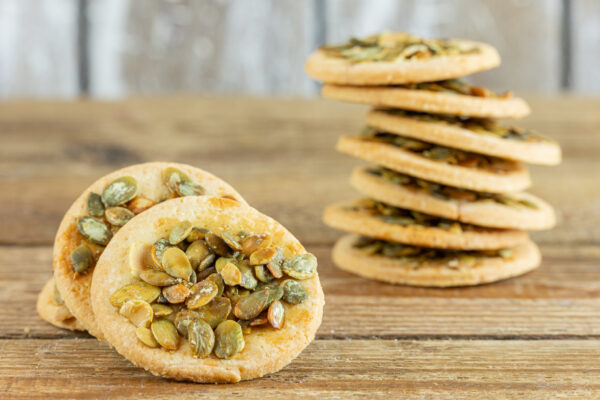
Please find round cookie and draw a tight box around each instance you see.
[323,199,528,250]
[322,83,530,119]
[91,196,324,383]
[332,234,540,287]
[366,109,561,165]
[305,32,500,85]
[337,135,530,193]
[53,162,247,340]
[351,166,556,231]
[37,277,85,331]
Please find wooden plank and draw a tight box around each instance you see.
[2,338,600,398]
[6,244,600,339]
[0,97,597,246]
[0,0,79,98]
[88,0,318,97]
[571,0,600,93]
[324,0,563,92]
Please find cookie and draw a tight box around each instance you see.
[337,133,531,193]
[91,196,324,383]
[351,166,556,231]
[53,162,247,340]
[365,109,561,165]
[322,80,530,119]
[305,32,500,85]
[36,277,85,331]
[332,234,540,287]
[323,199,528,250]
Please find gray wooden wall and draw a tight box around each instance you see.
[0,0,598,98]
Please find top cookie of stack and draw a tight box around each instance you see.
[305,32,562,287]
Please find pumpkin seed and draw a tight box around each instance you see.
[110,281,161,307]
[188,319,215,357]
[254,265,274,283]
[119,299,153,328]
[499,249,513,259]
[187,227,209,242]
[70,244,93,274]
[214,320,244,359]
[136,327,159,348]
[198,253,216,271]
[139,269,178,287]
[266,286,284,307]
[151,303,173,317]
[249,247,277,266]
[241,234,271,256]
[194,296,231,328]
[161,167,190,193]
[266,248,284,278]
[162,283,191,304]
[206,272,225,297]
[215,258,241,286]
[280,279,308,304]
[105,206,135,226]
[162,247,193,280]
[127,196,156,214]
[151,318,179,350]
[174,309,202,338]
[196,266,216,281]
[225,286,250,304]
[282,253,317,280]
[205,233,232,257]
[175,180,206,197]
[222,231,242,252]
[102,176,138,206]
[169,220,193,245]
[186,280,218,309]
[233,288,269,320]
[77,216,112,245]
[186,240,211,269]
[87,192,105,217]
[238,260,258,290]
[52,283,64,306]
[249,313,268,326]
[267,300,284,329]
[150,239,172,269]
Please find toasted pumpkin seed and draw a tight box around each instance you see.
[102,176,138,207]
[249,313,268,326]
[241,234,271,256]
[87,192,105,217]
[187,227,209,242]
[136,327,159,348]
[214,320,244,359]
[77,216,112,245]
[151,303,173,317]
[52,283,64,306]
[186,240,211,269]
[238,260,258,290]
[282,253,317,280]
[225,286,250,304]
[233,288,269,320]
[206,272,224,297]
[281,279,308,304]
[221,262,242,286]
[188,319,215,357]
[110,281,161,307]
[222,231,242,252]
[127,196,156,214]
[173,309,202,338]
[71,244,93,274]
[196,265,216,281]
[150,239,171,269]
[249,247,277,266]
[205,233,232,257]
[162,247,193,280]
[198,253,216,271]
[169,220,193,245]
[266,248,284,278]
[105,206,135,226]
[267,300,284,329]
[186,280,218,309]
[162,167,190,193]
[151,318,179,350]
[175,180,206,197]
[195,296,232,329]
[119,299,153,328]
[162,283,191,304]
[254,265,274,283]
[139,269,178,287]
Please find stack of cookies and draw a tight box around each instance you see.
[305,32,561,286]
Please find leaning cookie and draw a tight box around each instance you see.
[337,130,530,193]
[323,199,528,250]
[37,277,85,331]
[91,196,324,383]
[305,32,500,85]
[332,234,540,287]
[53,162,246,340]
[366,109,561,165]
[322,80,530,119]
[351,166,555,231]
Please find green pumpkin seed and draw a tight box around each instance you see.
[195,296,231,329]
[52,283,64,305]
[110,281,161,307]
[499,249,513,259]
[169,220,193,245]
[265,285,283,306]
[225,286,250,304]
[233,288,269,320]
[151,318,179,350]
[222,231,242,252]
[102,176,138,206]
[174,309,202,338]
[136,327,158,348]
[214,320,244,359]
[206,272,224,297]
[162,283,191,304]
[186,240,211,269]
[150,238,171,269]
[105,206,135,226]
[249,247,277,266]
[162,167,190,194]
[119,299,154,328]
[175,180,206,197]
[139,269,179,287]
[162,247,193,280]
[282,253,317,280]
[188,319,215,357]
[77,216,112,245]
[267,300,284,329]
[70,244,93,274]
[265,248,284,278]
[151,303,173,317]
[241,234,271,256]
[280,279,308,304]
[237,260,257,290]
[87,192,105,217]
[254,265,274,283]
[205,233,232,257]
[186,280,218,309]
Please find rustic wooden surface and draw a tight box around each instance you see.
[1,96,600,398]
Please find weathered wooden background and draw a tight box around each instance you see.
[0,0,598,98]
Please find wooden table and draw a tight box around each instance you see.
[2,96,600,398]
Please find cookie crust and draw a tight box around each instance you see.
[37,277,85,331]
